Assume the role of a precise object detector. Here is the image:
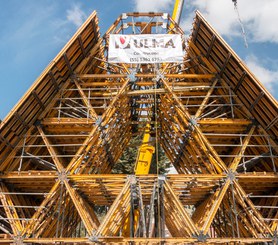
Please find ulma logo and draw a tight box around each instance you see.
[115,36,131,49]
[114,35,176,49]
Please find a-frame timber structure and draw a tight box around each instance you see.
[0,11,277,245]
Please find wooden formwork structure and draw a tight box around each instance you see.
[0,11,277,244]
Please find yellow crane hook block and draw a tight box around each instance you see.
[134,124,155,175]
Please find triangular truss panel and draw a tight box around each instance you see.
[0,11,277,244]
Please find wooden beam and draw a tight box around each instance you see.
[229,125,256,171]
[104,86,210,96]
[31,91,45,110]
[66,77,130,174]
[206,34,216,58]
[198,118,252,125]
[42,117,95,125]
[22,181,60,237]
[0,183,23,236]
[195,78,218,118]
[202,178,230,234]
[64,180,99,236]
[77,35,86,58]
[0,171,57,179]
[96,179,131,236]
[48,71,60,91]
[218,53,231,78]
[249,91,265,112]
[234,71,247,93]
[79,73,214,80]
[37,125,64,172]
[63,53,74,74]
[234,181,273,236]
[161,75,227,173]
[0,237,274,244]
[164,180,199,236]
[73,79,98,119]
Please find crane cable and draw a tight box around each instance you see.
[232,0,248,48]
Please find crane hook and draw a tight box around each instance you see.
[232,0,237,7]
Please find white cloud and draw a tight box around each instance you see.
[188,0,238,36]
[243,1,278,43]
[245,54,278,93]
[133,0,278,44]
[134,0,174,12]
[66,4,86,28]
[183,0,278,43]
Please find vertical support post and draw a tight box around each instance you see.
[230,182,240,238]
[22,181,60,238]
[146,182,157,238]
[267,136,277,173]
[129,180,136,238]
[74,79,98,120]
[229,125,256,171]
[0,183,23,236]
[195,78,218,118]
[87,88,91,120]
[37,125,64,172]
[229,87,234,118]
[228,194,236,238]
[55,182,64,238]
[137,183,147,237]
[158,176,165,242]
[18,134,27,172]
[64,180,99,237]
[202,179,231,234]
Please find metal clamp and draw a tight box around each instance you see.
[95,116,102,126]
[194,231,209,242]
[227,169,236,182]
[58,169,68,182]
[155,71,164,82]
[127,175,137,185]
[128,69,137,82]
[121,13,128,20]
[13,236,24,245]
[189,117,198,127]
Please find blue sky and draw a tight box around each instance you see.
[0,0,277,120]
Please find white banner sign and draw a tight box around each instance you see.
[108,34,183,64]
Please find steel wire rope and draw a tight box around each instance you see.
[154,63,163,240]
[232,0,248,48]
[154,19,162,239]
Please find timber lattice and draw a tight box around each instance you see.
[0,11,277,245]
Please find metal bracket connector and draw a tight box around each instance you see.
[121,13,128,19]
[193,231,209,242]
[95,116,102,126]
[162,13,168,20]
[88,236,100,243]
[158,175,166,187]
[127,175,137,185]
[227,170,236,182]
[162,23,167,29]
[58,169,68,182]
[155,71,164,82]
[158,175,166,181]
[13,236,24,245]
[123,23,129,29]
[189,117,198,127]
[272,230,278,244]
[128,69,137,82]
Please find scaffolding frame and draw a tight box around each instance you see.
[0,11,277,244]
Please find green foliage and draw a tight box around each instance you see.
[150,144,171,175]
[112,136,140,174]
[112,136,171,175]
